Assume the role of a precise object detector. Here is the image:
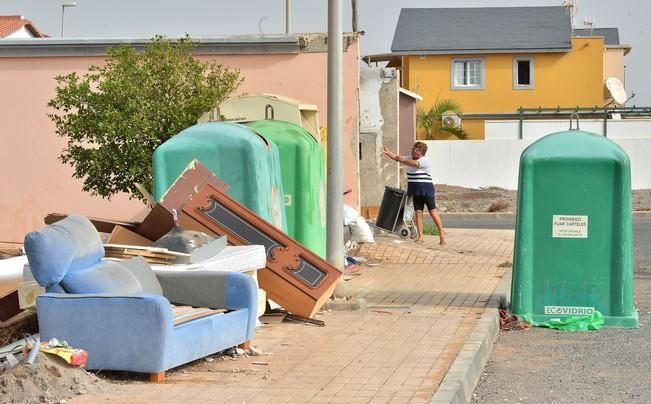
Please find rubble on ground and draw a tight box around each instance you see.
[0,353,109,403]
[436,185,651,213]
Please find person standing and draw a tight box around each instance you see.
[381,142,446,245]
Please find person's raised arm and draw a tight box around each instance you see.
[380,145,420,167]
[380,145,399,161]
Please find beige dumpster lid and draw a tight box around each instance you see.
[231,93,319,111]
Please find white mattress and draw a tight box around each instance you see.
[151,245,266,273]
[0,256,27,297]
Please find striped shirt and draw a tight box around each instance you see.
[403,155,435,196]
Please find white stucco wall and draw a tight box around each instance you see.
[426,137,651,190]
[359,68,385,133]
[485,119,651,140]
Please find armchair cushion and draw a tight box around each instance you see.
[121,256,163,295]
[62,260,143,294]
[24,215,104,288]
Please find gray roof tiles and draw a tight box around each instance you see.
[391,6,572,54]
[573,28,620,45]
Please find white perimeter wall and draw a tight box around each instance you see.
[485,118,651,140]
[426,122,651,189]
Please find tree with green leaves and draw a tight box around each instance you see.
[416,99,468,140]
[48,35,242,201]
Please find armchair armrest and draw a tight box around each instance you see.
[36,293,173,373]
[155,270,257,310]
[155,271,258,338]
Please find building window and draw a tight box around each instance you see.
[451,59,484,90]
[514,57,534,89]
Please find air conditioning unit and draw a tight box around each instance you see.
[442,113,462,128]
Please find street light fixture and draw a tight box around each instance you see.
[61,2,77,37]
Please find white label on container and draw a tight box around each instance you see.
[284,194,292,206]
[544,306,595,316]
[552,215,588,238]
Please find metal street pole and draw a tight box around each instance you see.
[60,6,66,37]
[351,0,358,33]
[327,0,345,296]
[61,2,77,37]
[286,0,292,34]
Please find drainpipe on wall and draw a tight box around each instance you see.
[518,107,524,140]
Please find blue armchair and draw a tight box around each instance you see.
[24,215,257,382]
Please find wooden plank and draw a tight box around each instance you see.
[157,160,229,212]
[44,213,139,234]
[173,307,226,326]
[0,290,21,322]
[134,204,175,243]
[134,162,230,242]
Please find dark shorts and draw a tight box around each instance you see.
[413,195,436,211]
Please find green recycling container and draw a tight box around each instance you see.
[511,129,639,328]
[245,120,326,257]
[152,122,287,231]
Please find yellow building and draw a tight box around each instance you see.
[373,7,631,139]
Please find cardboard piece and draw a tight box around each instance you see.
[107,225,154,246]
[17,281,45,310]
[44,213,139,234]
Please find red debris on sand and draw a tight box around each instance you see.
[499,309,531,331]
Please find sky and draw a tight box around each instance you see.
[1,0,649,105]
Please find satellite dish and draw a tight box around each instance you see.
[606,77,627,105]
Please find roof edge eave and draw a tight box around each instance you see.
[0,36,303,57]
[390,47,572,56]
[605,44,632,55]
[399,87,423,101]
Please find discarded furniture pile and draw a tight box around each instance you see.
[0,114,345,382]
[26,215,257,382]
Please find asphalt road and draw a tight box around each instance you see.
[471,217,651,403]
[441,216,516,230]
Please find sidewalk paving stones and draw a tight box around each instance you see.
[71,228,514,403]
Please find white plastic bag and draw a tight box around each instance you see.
[343,204,360,226]
[349,216,374,243]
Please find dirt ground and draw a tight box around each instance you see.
[435,184,651,213]
[0,352,110,403]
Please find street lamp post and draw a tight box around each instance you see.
[285,0,291,34]
[327,0,344,297]
[61,2,77,37]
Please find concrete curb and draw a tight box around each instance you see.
[440,212,515,220]
[429,269,512,404]
[441,211,651,220]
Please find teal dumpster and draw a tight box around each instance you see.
[245,120,326,257]
[511,129,639,328]
[152,122,286,231]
